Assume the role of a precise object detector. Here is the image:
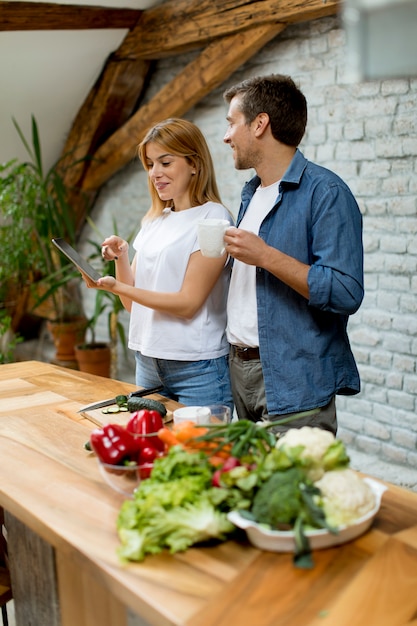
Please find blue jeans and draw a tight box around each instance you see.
[134,352,233,412]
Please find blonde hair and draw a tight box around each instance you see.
[138,118,223,221]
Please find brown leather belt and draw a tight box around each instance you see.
[232,345,260,360]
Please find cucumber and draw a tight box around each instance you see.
[107,406,121,413]
[115,394,128,407]
[127,396,167,417]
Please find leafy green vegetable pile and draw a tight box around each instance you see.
[117,447,245,561]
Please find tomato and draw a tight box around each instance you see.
[139,463,154,479]
[139,446,159,464]
[212,457,242,487]
[221,457,241,471]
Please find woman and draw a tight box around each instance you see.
[90,118,234,409]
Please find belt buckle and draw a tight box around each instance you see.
[234,345,259,360]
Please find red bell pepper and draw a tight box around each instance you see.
[90,423,134,465]
[126,409,165,455]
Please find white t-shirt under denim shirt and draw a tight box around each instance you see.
[129,201,234,361]
[227,181,280,348]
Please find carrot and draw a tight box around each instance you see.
[208,455,227,467]
[157,427,180,448]
[184,439,233,459]
[158,422,233,461]
[173,421,208,443]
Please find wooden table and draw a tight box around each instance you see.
[1,361,417,626]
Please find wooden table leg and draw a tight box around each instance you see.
[4,512,151,626]
[4,511,61,626]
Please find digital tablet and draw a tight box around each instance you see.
[52,238,101,282]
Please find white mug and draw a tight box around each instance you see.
[173,406,211,425]
[197,218,230,257]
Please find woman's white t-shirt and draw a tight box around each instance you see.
[129,201,233,361]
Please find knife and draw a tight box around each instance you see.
[77,384,164,413]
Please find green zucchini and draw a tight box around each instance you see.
[127,396,167,417]
[115,394,128,407]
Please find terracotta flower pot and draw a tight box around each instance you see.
[74,343,111,378]
[47,318,87,363]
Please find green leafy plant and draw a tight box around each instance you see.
[0,115,86,325]
[0,311,23,364]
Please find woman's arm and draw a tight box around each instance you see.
[100,235,135,312]
[91,250,227,320]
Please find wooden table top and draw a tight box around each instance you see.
[1,361,417,626]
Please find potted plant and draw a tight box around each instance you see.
[0,115,88,363]
[0,311,23,364]
[74,287,113,377]
[74,217,131,378]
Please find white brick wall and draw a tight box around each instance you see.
[81,16,417,465]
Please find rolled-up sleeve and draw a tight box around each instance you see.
[307,182,364,315]
[308,264,364,314]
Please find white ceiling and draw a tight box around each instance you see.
[0,0,165,172]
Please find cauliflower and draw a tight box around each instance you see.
[276,426,349,481]
[315,469,376,527]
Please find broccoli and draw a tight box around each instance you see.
[251,467,307,528]
[249,466,335,569]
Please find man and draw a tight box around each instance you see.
[223,74,364,434]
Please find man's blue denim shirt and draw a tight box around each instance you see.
[236,149,364,416]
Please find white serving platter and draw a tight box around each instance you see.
[227,477,387,552]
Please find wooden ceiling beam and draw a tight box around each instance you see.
[59,54,152,231]
[0,1,142,31]
[121,0,340,59]
[80,22,286,195]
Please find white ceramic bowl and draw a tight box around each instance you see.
[227,477,387,552]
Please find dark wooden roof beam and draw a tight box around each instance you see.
[0,1,142,31]
[121,0,340,59]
